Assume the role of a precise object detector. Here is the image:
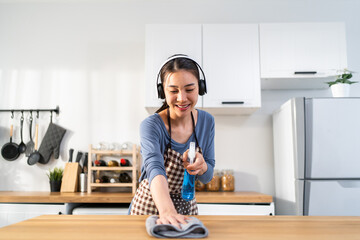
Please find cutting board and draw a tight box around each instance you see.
[60,163,80,192]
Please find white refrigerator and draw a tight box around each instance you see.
[273,97,360,216]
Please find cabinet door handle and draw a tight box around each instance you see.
[221,101,244,104]
[294,71,317,74]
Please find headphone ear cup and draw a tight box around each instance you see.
[198,79,206,96]
[157,83,165,99]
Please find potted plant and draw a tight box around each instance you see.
[47,167,63,192]
[327,69,357,97]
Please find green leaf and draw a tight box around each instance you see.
[342,73,352,80]
[327,69,356,86]
[47,167,64,181]
[326,81,337,87]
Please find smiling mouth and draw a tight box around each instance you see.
[176,104,191,111]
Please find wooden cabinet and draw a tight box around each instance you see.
[87,144,140,194]
[202,24,261,114]
[145,24,261,115]
[260,22,347,89]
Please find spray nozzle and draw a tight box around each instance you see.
[188,142,195,165]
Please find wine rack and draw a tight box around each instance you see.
[87,144,140,194]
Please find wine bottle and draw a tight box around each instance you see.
[120,158,131,166]
[94,159,106,166]
[108,160,119,167]
[119,172,132,183]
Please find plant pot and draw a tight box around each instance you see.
[330,83,350,97]
[50,180,62,192]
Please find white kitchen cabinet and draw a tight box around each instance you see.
[145,24,261,115]
[0,203,65,228]
[202,24,261,114]
[198,203,274,215]
[260,22,347,89]
[145,24,202,112]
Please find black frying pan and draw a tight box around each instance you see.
[1,125,20,161]
[27,124,41,165]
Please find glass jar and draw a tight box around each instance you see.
[195,180,205,191]
[221,170,235,191]
[205,170,221,191]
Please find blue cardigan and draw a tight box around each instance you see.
[139,109,215,188]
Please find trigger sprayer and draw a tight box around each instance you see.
[181,142,196,201]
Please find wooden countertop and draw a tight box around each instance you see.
[1,215,360,240]
[0,191,272,203]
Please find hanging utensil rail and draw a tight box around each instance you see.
[0,106,60,116]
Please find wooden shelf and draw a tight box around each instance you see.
[90,167,133,171]
[90,183,133,187]
[87,144,140,194]
[90,149,133,155]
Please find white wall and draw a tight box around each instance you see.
[0,0,359,194]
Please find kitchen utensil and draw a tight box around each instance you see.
[68,149,74,162]
[1,125,20,161]
[25,115,35,157]
[79,173,87,193]
[82,152,88,173]
[75,151,83,163]
[75,151,83,173]
[27,124,41,165]
[18,116,27,154]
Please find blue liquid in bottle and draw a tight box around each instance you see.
[182,171,195,201]
[182,142,196,201]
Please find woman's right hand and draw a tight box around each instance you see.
[157,209,189,229]
[150,175,189,229]
[182,150,208,176]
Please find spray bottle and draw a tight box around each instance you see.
[181,142,196,201]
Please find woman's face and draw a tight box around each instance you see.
[164,70,199,118]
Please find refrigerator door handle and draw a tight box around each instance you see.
[337,180,360,188]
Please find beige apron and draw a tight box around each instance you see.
[130,110,200,215]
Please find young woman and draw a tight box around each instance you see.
[130,55,215,228]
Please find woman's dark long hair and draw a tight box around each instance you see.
[155,57,200,113]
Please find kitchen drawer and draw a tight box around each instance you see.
[197,203,274,215]
[71,203,130,215]
[0,203,65,228]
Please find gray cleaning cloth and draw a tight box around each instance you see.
[146,215,209,238]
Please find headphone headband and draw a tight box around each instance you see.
[156,54,207,99]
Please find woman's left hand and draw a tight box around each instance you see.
[182,150,208,175]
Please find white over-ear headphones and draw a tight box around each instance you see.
[156,54,207,99]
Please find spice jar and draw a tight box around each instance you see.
[205,170,221,191]
[195,180,205,191]
[221,170,235,191]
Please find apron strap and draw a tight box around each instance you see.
[167,108,172,149]
[190,111,200,148]
[166,108,199,149]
